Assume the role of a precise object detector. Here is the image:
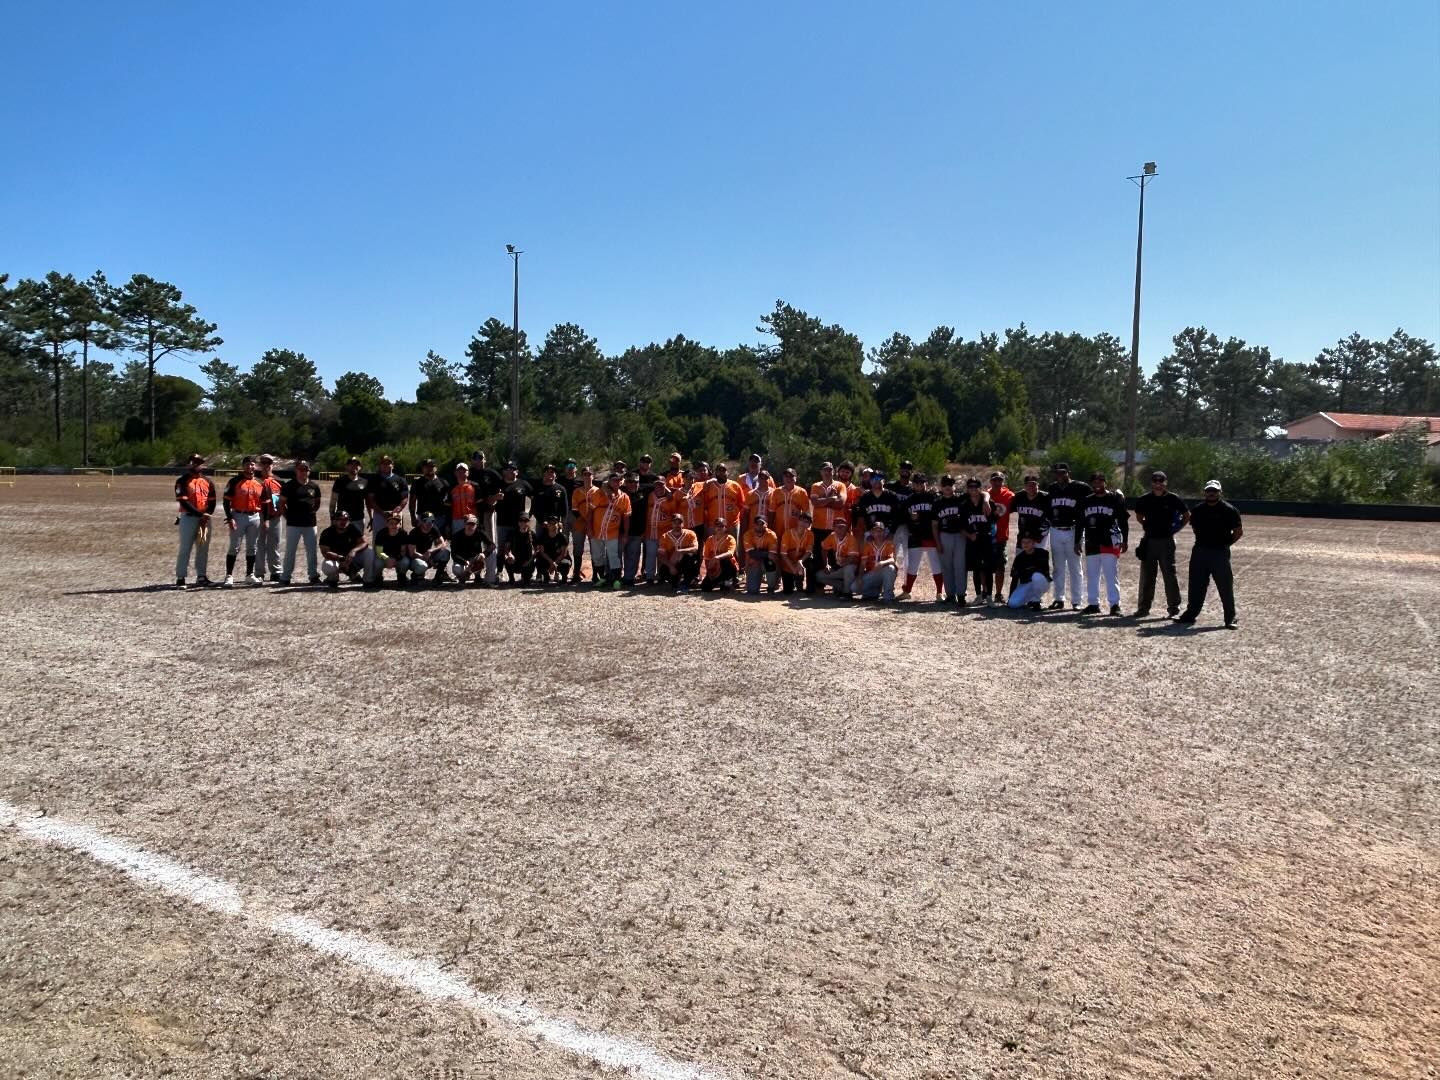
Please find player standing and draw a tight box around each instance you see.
[902,473,941,599]
[985,472,1015,603]
[222,456,266,588]
[1176,479,1243,627]
[1046,462,1091,610]
[277,459,322,585]
[931,475,967,604]
[255,454,284,582]
[1132,470,1190,618]
[1075,471,1129,615]
[330,457,369,530]
[174,453,217,589]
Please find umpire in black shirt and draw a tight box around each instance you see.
[1132,470,1190,618]
[1177,479,1244,627]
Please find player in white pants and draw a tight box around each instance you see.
[1007,536,1052,609]
[1086,552,1121,609]
[1049,526,1082,607]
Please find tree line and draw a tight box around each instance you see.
[2,269,1436,487]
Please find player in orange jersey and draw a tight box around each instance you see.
[700,526,740,592]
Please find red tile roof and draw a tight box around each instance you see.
[1289,412,1440,434]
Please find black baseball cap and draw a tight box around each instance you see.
[1151,470,1168,482]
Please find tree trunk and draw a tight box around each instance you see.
[51,343,62,443]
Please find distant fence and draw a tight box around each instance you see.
[0,466,14,487]
[1230,499,1440,522]
[71,467,114,488]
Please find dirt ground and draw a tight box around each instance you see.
[1,476,1436,1079]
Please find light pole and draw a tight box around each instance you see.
[506,244,522,463]
[1124,161,1157,488]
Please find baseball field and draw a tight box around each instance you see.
[1,476,1435,1079]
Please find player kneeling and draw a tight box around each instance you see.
[858,522,898,600]
[502,513,538,585]
[1007,535,1051,610]
[535,517,572,584]
[406,512,452,585]
[319,510,370,589]
[815,517,861,597]
[450,515,489,585]
[367,511,412,588]
[657,514,700,592]
[700,527,739,592]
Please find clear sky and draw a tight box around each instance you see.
[5,1,1438,399]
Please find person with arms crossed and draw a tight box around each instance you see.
[447,463,479,535]
[1046,462,1091,610]
[277,459,322,585]
[1008,534,1052,610]
[365,455,409,537]
[766,468,811,543]
[1176,479,1243,627]
[656,513,701,592]
[1075,470,1129,615]
[705,461,745,547]
[319,509,370,588]
[1132,469,1190,618]
[778,509,813,594]
[589,472,631,590]
[807,462,846,592]
[961,477,998,606]
[174,453,217,589]
[222,455,266,588]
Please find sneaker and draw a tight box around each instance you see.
[1047,599,1064,610]
[956,596,968,608]
[175,578,187,590]
[1027,601,1042,611]
[1174,612,1196,624]
[196,577,213,588]
[993,593,1005,604]
[222,575,235,589]
[1167,608,1180,618]
[246,574,262,586]
[1133,608,1150,618]
[308,576,321,585]
[1224,617,1238,628]
[1081,604,1101,614]
[1109,604,1122,616]
[277,578,291,587]
[677,582,690,593]
[609,579,621,591]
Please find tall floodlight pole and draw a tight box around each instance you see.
[1124,162,1157,488]
[506,244,522,463]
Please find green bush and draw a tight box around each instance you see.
[1041,435,1111,485]
[1143,437,1216,495]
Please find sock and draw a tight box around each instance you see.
[933,574,944,594]
[904,573,916,592]
[245,556,255,576]
[226,554,236,574]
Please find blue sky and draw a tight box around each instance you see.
[5,1,1438,399]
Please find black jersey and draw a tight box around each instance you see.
[932,494,967,534]
[373,526,409,560]
[319,523,363,556]
[279,479,322,527]
[1077,490,1130,554]
[332,474,369,522]
[411,475,450,520]
[1189,498,1242,548]
[1011,547,1051,583]
[1134,491,1188,538]
[1046,479,1091,529]
[530,481,568,526]
[962,497,997,544]
[1009,490,1051,540]
[904,492,936,544]
[368,470,409,513]
[856,490,903,531]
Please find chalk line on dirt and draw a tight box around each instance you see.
[0,800,727,1080]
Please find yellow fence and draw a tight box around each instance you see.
[0,466,14,487]
[319,471,344,481]
[72,467,114,488]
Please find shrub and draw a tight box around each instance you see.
[1041,435,1111,485]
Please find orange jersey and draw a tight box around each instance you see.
[780,525,811,563]
[175,474,215,515]
[662,470,687,491]
[746,527,778,555]
[704,478,745,528]
[989,486,1016,541]
[644,492,670,541]
[225,476,265,514]
[450,482,478,519]
[703,531,737,566]
[664,485,704,529]
[862,538,895,573]
[659,528,698,557]
[591,489,631,539]
[823,530,861,565]
[743,480,775,523]
[766,485,811,534]
[570,485,604,534]
[809,480,847,530]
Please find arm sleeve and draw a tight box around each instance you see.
[222,477,236,520]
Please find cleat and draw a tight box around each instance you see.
[1174,612,1196,624]
[1081,604,1101,614]
[1027,601,1042,611]
[175,578,187,590]
[222,575,235,589]
[1110,605,1122,616]
[1047,599,1064,610]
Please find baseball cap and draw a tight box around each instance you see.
[869,473,884,485]
[564,460,577,469]
[421,457,436,467]
[1054,462,1070,472]
[749,453,762,462]
[455,462,469,472]
[1151,470,1168,482]
[347,456,362,465]
[900,460,914,469]
[334,509,350,519]
[989,471,1004,481]
[258,454,274,465]
[503,460,517,470]
[821,461,834,470]
[1023,473,1038,483]
[940,475,955,487]
[1204,479,1223,491]
[1090,471,1107,481]
[518,511,531,520]
[464,513,478,524]
[188,453,205,464]
[296,459,311,470]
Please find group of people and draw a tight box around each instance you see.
[173,449,1244,625]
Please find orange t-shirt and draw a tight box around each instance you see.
[591,489,631,539]
[989,485,1015,541]
[862,538,895,573]
[570,485,603,534]
[809,480,847,530]
[659,528,697,557]
[823,530,861,566]
[226,476,265,514]
[781,526,811,564]
[703,531,737,566]
[644,493,670,541]
[766,485,811,535]
[746,527,778,556]
[450,482,477,519]
[705,478,745,528]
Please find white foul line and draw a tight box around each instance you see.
[0,800,726,1080]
